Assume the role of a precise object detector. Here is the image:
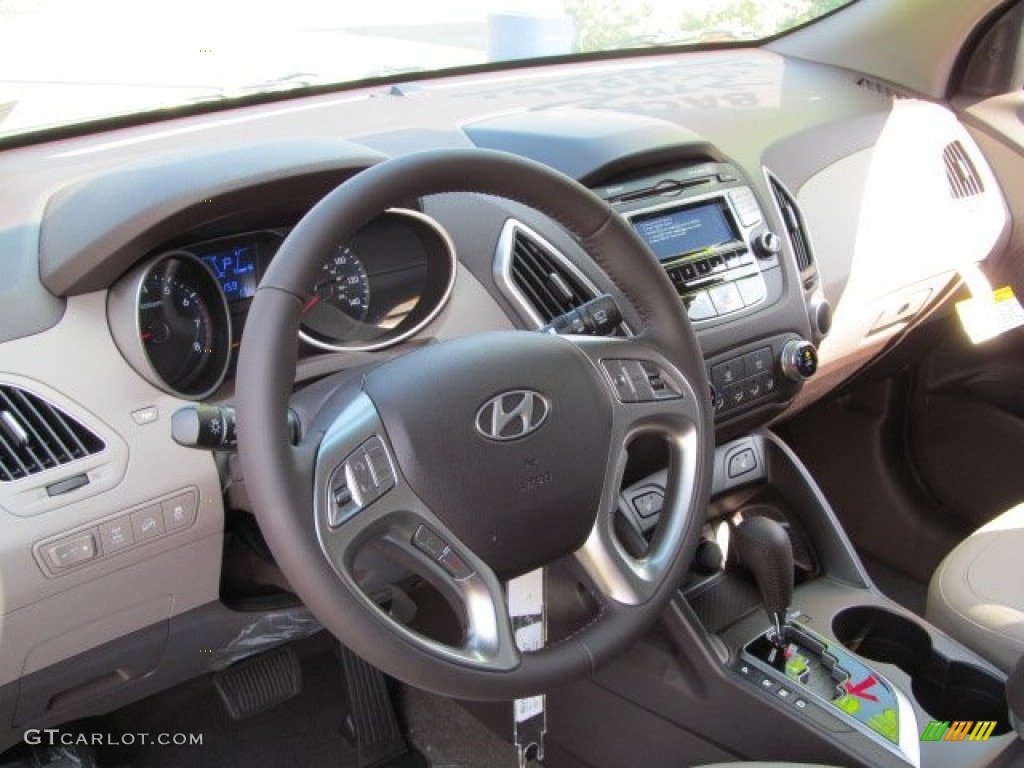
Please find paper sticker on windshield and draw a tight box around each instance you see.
[955,286,1024,344]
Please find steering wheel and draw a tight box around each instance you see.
[236,148,713,700]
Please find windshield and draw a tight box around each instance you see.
[0,0,853,140]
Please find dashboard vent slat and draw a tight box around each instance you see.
[0,385,105,482]
[510,230,593,323]
[768,176,817,288]
[943,141,984,199]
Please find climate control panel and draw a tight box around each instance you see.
[706,335,817,420]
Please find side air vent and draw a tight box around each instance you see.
[855,77,910,101]
[0,385,105,482]
[768,176,817,289]
[943,141,984,199]
[509,227,594,323]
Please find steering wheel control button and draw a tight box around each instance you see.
[327,436,396,528]
[44,533,98,570]
[98,515,135,554]
[438,546,473,580]
[161,492,197,531]
[602,360,639,402]
[632,490,664,519]
[411,526,474,580]
[640,362,682,400]
[412,525,447,559]
[131,505,166,542]
[602,360,677,403]
[727,448,758,479]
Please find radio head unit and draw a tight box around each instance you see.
[598,162,782,323]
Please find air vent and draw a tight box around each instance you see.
[768,176,817,289]
[855,77,910,101]
[943,141,984,199]
[509,228,594,323]
[0,385,105,482]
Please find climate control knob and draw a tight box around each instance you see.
[780,340,818,381]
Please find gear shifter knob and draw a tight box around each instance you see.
[733,516,794,643]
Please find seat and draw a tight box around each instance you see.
[927,502,1024,672]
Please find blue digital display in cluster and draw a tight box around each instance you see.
[633,202,736,262]
[202,245,257,302]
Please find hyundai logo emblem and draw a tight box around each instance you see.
[475,390,551,441]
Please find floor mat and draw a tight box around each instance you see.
[99,632,358,768]
[401,687,517,768]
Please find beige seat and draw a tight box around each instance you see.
[927,502,1024,671]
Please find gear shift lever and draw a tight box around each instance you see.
[733,516,794,646]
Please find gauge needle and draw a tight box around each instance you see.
[301,295,320,314]
[142,332,154,340]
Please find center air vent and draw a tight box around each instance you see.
[943,141,984,199]
[768,175,817,290]
[502,222,597,325]
[0,385,105,482]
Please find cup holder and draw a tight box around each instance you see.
[833,606,1010,734]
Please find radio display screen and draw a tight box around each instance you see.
[201,244,258,302]
[632,202,736,262]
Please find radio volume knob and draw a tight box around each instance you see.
[780,340,818,381]
[755,231,781,258]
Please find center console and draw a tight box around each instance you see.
[586,431,1021,768]
[592,162,822,424]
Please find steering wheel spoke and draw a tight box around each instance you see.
[567,335,703,606]
[313,392,519,671]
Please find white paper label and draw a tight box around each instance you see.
[956,286,1024,344]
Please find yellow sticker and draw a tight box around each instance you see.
[955,285,1024,344]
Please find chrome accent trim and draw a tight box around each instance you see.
[493,218,629,333]
[298,207,458,353]
[475,389,551,441]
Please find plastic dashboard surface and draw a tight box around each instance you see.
[0,47,1009,712]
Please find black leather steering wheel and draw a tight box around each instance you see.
[236,148,714,700]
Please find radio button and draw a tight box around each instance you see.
[708,255,726,272]
[685,291,716,321]
[695,259,713,276]
[737,275,767,306]
[680,263,698,281]
[709,283,744,315]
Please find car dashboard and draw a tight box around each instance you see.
[0,46,1010,751]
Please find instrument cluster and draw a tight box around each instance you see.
[108,208,456,399]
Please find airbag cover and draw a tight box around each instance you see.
[364,331,612,579]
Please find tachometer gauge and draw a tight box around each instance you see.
[303,246,370,322]
[108,251,232,400]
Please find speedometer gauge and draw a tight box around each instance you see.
[298,208,457,352]
[303,246,370,322]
